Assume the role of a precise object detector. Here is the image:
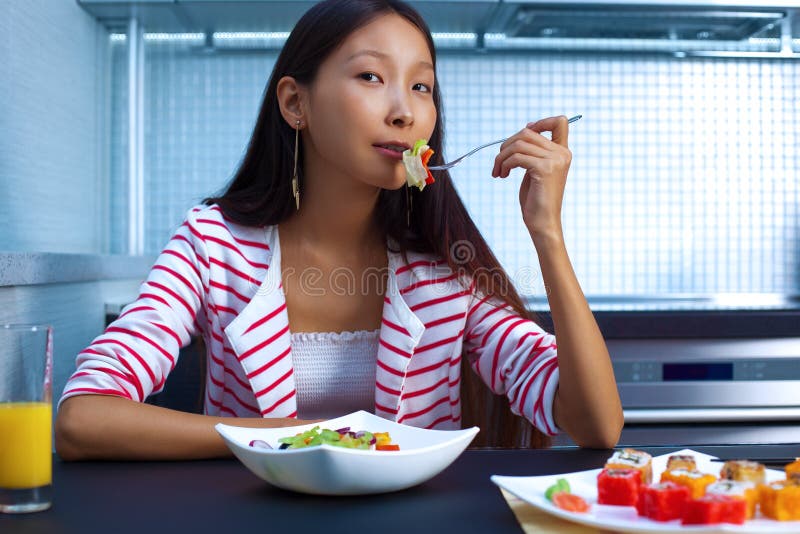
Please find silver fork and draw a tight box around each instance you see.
[427,114,582,171]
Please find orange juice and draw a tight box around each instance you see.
[0,402,52,488]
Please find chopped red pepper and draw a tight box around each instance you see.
[420,148,433,166]
[636,482,691,522]
[597,468,641,506]
[682,494,746,525]
[421,148,435,185]
[375,444,400,451]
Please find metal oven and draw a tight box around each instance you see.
[541,297,800,447]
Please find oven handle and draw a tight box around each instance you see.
[624,407,800,424]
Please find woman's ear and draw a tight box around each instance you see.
[276,76,306,128]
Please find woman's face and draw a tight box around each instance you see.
[302,13,437,190]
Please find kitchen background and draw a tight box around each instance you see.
[1,0,799,446]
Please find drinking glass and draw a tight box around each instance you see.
[0,324,53,513]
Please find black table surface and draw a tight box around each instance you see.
[2,444,798,534]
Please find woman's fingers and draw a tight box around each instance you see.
[527,115,570,147]
[492,136,568,178]
[497,152,560,179]
[492,133,553,177]
[491,116,572,177]
[493,145,550,177]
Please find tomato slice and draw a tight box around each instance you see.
[551,492,590,513]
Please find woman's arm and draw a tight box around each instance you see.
[56,207,320,460]
[530,230,623,448]
[55,395,318,461]
[493,115,623,448]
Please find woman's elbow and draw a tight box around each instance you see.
[55,398,88,461]
[576,415,624,449]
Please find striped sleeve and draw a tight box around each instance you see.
[463,292,560,436]
[58,209,208,407]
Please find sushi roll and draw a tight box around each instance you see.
[597,468,641,506]
[636,482,691,521]
[759,479,800,521]
[606,449,653,484]
[660,469,716,499]
[705,480,758,519]
[720,460,765,485]
[682,494,746,525]
[666,454,696,471]
[785,458,800,482]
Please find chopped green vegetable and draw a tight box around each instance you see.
[411,139,428,156]
[545,478,571,501]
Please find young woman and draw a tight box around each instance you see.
[55,0,623,460]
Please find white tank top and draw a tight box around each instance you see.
[290,329,380,420]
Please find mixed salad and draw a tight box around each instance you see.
[249,426,400,451]
[403,139,435,191]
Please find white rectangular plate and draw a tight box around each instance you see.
[491,448,800,533]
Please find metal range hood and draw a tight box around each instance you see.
[78,0,800,57]
[502,7,782,40]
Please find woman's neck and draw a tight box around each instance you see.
[280,160,384,257]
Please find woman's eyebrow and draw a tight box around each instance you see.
[346,49,434,71]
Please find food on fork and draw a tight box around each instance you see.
[705,480,758,519]
[681,494,747,525]
[605,448,653,484]
[720,460,766,485]
[660,468,717,499]
[403,139,435,191]
[636,481,691,521]
[597,468,642,506]
[759,479,800,521]
[666,454,697,471]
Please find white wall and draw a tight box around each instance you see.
[0,0,110,254]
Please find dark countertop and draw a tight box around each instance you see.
[2,445,798,534]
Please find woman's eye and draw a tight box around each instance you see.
[413,82,432,93]
[359,72,380,82]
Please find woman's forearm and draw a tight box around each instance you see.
[530,229,624,449]
[55,395,317,461]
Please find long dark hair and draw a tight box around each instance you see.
[205,0,549,448]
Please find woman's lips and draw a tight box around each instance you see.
[374,145,404,160]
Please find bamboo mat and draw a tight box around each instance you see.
[499,488,614,534]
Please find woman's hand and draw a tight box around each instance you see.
[491,115,572,240]
[493,115,623,448]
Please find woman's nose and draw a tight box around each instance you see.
[386,90,413,127]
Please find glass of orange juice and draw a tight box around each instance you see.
[0,324,53,513]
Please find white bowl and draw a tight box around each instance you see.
[215,410,479,495]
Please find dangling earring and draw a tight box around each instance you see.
[292,120,301,211]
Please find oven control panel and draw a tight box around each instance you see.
[607,338,800,410]
[614,359,800,382]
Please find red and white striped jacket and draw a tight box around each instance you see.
[60,204,560,434]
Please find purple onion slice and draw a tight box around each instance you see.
[248,439,272,449]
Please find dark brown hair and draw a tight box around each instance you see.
[205,0,549,448]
